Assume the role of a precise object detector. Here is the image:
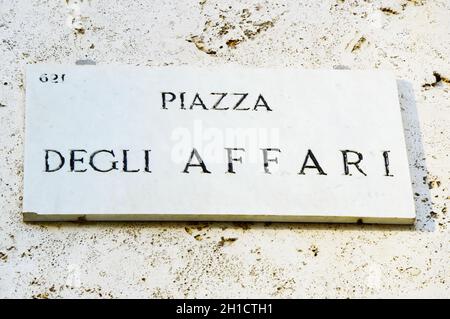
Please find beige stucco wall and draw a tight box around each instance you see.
[0,0,449,298]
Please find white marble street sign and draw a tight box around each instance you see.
[23,65,415,223]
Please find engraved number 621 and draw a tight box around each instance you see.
[39,73,65,83]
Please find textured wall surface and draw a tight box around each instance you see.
[0,0,449,298]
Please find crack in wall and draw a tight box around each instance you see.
[422,72,450,88]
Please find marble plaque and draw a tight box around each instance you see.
[23,65,415,223]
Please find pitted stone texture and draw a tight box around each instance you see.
[0,0,449,298]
